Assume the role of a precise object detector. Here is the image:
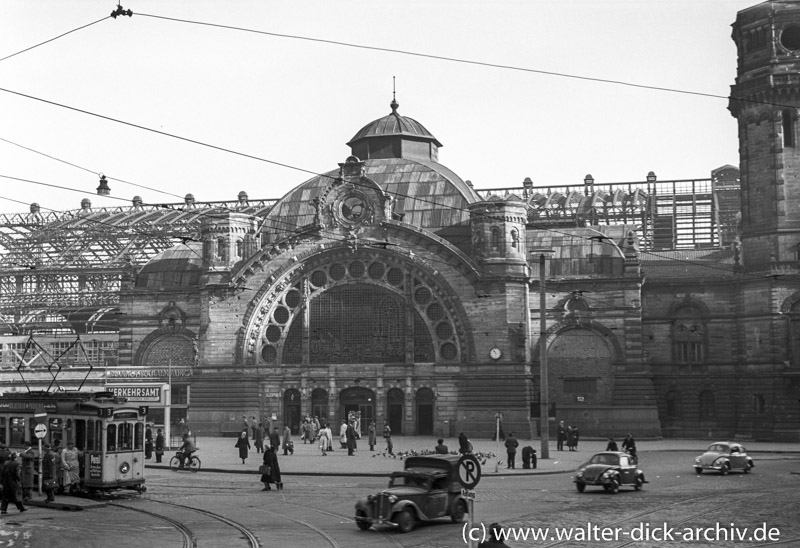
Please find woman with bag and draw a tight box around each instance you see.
[259,445,282,491]
[154,429,165,463]
[41,443,57,503]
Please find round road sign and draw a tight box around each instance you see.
[457,454,481,489]
[34,423,47,439]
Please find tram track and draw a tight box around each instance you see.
[109,500,261,548]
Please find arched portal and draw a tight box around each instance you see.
[283,389,302,435]
[339,387,375,435]
[416,387,434,435]
[387,388,404,435]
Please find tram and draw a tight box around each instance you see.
[0,390,147,494]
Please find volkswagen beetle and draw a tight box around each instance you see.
[573,451,646,494]
[354,455,468,533]
[694,442,754,475]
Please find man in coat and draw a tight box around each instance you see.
[556,421,566,451]
[345,420,358,456]
[1,452,26,513]
[434,439,449,454]
[269,426,281,452]
[41,443,57,503]
[20,445,35,501]
[282,424,293,456]
[504,432,519,469]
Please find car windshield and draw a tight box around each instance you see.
[708,444,729,453]
[390,475,429,489]
[589,454,619,466]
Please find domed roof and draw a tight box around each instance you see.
[136,242,204,289]
[347,98,442,148]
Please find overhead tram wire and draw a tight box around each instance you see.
[0,16,110,64]
[0,136,185,201]
[133,11,798,112]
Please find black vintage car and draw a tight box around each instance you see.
[354,454,468,533]
[573,451,647,494]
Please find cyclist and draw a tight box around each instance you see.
[177,433,196,468]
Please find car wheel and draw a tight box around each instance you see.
[396,508,415,533]
[607,479,620,494]
[720,463,730,476]
[634,476,643,491]
[355,510,371,531]
[450,500,467,523]
[694,467,703,474]
[576,482,586,493]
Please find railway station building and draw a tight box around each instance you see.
[1,0,799,441]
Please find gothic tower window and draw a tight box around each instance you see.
[216,238,225,261]
[236,239,244,258]
[783,109,795,147]
[672,304,706,364]
[510,228,519,250]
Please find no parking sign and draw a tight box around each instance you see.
[457,454,481,489]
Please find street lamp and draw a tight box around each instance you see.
[531,248,555,459]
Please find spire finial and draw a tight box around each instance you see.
[390,76,399,113]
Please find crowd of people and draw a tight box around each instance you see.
[556,421,581,451]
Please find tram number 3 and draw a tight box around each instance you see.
[97,408,114,417]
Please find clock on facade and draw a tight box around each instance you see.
[490,347,502,360]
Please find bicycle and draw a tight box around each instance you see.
[169,451,201,472]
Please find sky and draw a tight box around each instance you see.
[0,0,760,214]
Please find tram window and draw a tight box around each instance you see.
[10,417,25,446]
[75,419,86,451]
[0,417,6,445]
[87,420,96,451]
[107,424,117,452]
[48,417,63,446]
[135,422,143,450]
[118,423,133,450]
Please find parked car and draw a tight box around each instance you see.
[354,454,468,533]
[573,451,646,494]
[694,442,754,475]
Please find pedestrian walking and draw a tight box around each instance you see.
[235,431,251,464]
[254,421,264,454]
[556,421,566,451]
[368,421,377,451]
[259,445,282,490]
[1,452,26,513]
[504,432,519,469]
[41,443,57,503]
[622,433,637,462]
[383,420,393,455]
[566,426,575,451]
[155,429,165,463]
[458,432,472,454]
[318,423,332,456]
[62,440,81,495]
[572,427,580,450]
[283,424,293,455]
[346,420,357,456]
[20,445,34,501]
[269,426,281,452]
[339,420,348,449]
[145,425,153,459]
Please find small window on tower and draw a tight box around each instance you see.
[783,109,795,147]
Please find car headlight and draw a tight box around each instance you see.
[388,495,398,504]
[694,458,700,464]
[367,495,375,502]
[601,470,614,479]
[576,471,584,478]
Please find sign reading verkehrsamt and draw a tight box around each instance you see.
[108,386,162,402]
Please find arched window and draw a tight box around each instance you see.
[699,390,715,420]
[216,238,225,261]
[235,239,244,258]
[672,305,706,364]
[510,228,519,250]
[490,227,501,252]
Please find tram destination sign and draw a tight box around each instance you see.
[108,386,162,402]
